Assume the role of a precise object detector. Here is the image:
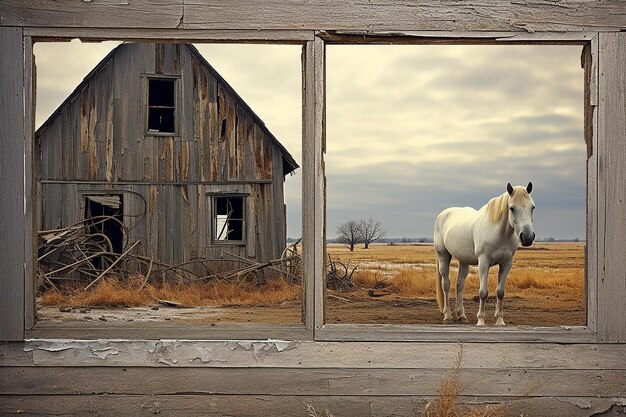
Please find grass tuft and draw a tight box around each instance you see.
[423,349,506,417]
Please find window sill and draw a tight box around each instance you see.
[26,321,310,341]
[315,324,597,343]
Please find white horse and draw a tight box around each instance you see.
[434,182,535,326]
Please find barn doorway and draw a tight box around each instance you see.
[84,194,125,260]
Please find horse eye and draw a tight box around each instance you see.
[509,207,515,212]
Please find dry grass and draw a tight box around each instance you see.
[40,275,301,308]
[328,242,585,301]
[423,350,506,417]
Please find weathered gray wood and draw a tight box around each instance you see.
[0,27,25,341]
[4,1,626,32]
[3,366,626,397]
[302,41,316,330]
[584,35,599,334]
[0,394,622,417]
[320,30,596,45]
[313,37,327,333]
[317,324,596,343]
[25,322,309,341]
[36,42,297,273]
[25,27,315,42]
[24,36,36,330]
[597,32,626,343]
[4,340,626,370]
[0,1,184,28]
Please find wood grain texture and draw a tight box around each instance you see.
[36,43,297,270]
[23,37,36,330]
[3,1,625,32]
[584,35,599,334]
[3,340,626,369]
[0,394,621,417]
[3,367,626,397]
[597,32,626,343]
[0,27,25,341]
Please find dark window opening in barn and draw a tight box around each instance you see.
[84,195,124,268]
[214,196,244,242]
[147,78,176,134]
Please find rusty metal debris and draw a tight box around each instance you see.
[326,254,357,291]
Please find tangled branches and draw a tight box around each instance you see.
[37,217,301,293]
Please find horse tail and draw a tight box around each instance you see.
[435,257,444,313]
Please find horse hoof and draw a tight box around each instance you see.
[476,320,486,326]
[443,318,455,325]
[456,316,469,324]
[495,319,506,326]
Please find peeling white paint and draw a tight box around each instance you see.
[564,397,592,409]
[91,347,119,360]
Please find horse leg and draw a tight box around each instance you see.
[437,252,454,322]
[476,257,490,326]
[495,258,513,326]
[455,263,469,323]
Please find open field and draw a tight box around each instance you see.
[325,242,585,326]
[37,242,585,326]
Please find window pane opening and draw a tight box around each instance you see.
[325,44,586,327]
[215,196,244,242]
[33,40,303,328]
[147,78,176,134]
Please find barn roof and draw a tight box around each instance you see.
[36,42,299,176]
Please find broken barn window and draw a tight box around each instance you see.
[147,77,177,134]
[214,196,245,243]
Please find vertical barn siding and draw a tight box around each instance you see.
[37,43,295,273]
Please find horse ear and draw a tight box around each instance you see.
[526,181,533,194]
[507,183,514,196]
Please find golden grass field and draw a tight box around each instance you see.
[328,241,584,300]
[39,242,585,326]
[325,241,585,325]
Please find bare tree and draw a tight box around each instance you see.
[359,218,385,249]
[336,220,362,252]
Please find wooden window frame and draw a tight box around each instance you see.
[210,194,247,245]
[143,74,181,137]
[2,27,624,343]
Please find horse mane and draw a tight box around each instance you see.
[486,187,530,224]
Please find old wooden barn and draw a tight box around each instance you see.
[1,2,626,416]
[36,42,298,271]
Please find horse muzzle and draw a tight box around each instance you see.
[520,231,535,247]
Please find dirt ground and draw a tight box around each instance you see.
[38,294,584,326]
[37,242,586,327]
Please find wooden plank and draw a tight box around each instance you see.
[0,394,622,417]
[320,30,595,45]
[25,27,315,42]
[23,36,36,330]
[597,32,626,343]
[584,35,599,334]
[4,339,626,369]
[0,27,25,341]
[4,1,626,32]
[317,324,596,343]
[3,367,626,397]
[0,1,184,28]
[302,37,326,331]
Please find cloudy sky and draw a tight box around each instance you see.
[35,41,585,240]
